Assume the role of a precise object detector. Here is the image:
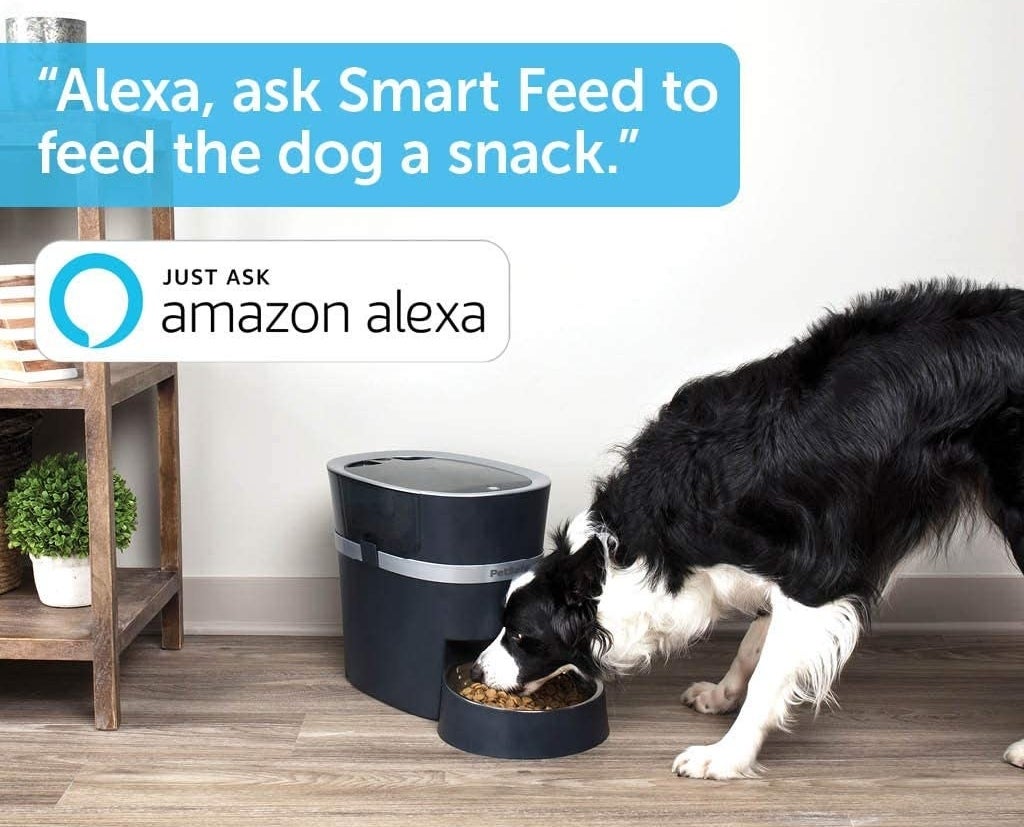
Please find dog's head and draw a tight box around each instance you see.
[471,527,611,692]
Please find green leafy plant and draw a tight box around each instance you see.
[4,453,138,559]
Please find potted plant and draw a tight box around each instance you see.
[4,453,137,608]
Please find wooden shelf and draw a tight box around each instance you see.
[0,206,182,729]
[0,568,180,661]
[0,362,176,409]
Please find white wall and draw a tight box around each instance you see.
[4,2,1023,595]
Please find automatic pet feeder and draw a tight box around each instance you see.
[327,451,609,759]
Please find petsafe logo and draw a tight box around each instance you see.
[48,253,143,348]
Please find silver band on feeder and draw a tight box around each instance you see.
[335,533,540,585]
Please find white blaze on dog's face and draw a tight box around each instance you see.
[472,539,607,692]
[472,570,534,690]
[473,629,522,690]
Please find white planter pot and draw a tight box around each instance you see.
[30,555,91,608]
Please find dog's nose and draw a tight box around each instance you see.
[469,662,484,682]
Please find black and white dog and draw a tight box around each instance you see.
[474,280,1024,779]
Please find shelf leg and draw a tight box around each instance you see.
[152,207,183,648]
[84,362,120,731]
[152,206,175,241]
[157,372,184,650]
[77,207,105,242]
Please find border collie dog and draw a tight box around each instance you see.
[474,280,1024,779]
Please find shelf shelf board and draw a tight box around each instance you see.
[0,567,180,661]
[0,362,175,409]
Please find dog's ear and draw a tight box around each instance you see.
[547,521,573,557]
[554,536,606,606]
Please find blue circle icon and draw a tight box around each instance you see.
[49,253,143,349]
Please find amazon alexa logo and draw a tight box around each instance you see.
[49,253,143,349]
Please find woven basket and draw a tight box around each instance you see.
[0,410,41,594]
[0,507,21,594]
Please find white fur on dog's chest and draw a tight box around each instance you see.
[596,562,772,672]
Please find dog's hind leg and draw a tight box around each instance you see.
[673,587,861,780]
[975,400,1024,571]
[974,404,1024,769]
[989,505,1024,770]
[993,503,1024,770]
[681,614,769,714]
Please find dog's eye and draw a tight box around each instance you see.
[508,631,542,652]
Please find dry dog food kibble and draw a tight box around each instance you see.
[458,674,588,710]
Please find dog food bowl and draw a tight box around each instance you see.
[437,663,609,759]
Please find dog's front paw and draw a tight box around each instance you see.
[672,742,761,780]
[1004,739,1024,769]
[681,681,740,714]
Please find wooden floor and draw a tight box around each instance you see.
[0,634,1022,827]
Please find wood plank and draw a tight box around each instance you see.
[0,360,77,375]
[0,276,36,288]
[118,572,180,652]
[2,635,1023,825]
[8,816,1018,827]
[0,634,90,661]
[0,376,84,409]
[151,207,175,241]
[0,316,36,329]
[0,569,181,661]
[156,374,183,650]
[0,713,304,762]
[150,200,177,654]
[109,363,176,407]
[0,337,44,352]
[0,363,175,410]
[51,756,1024,817]
[0,756,83,808]
[83,361,119,730]
[76,208,105,243]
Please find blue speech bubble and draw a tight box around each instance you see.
[49,252,143,348]
[0,43,739,207]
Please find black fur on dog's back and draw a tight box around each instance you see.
[586,279,1024,608]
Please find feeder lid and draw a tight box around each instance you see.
[329,451,547,496]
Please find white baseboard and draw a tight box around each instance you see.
[875,573,1024,627]
[183,576,341,636]
[180,574,1024,636]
